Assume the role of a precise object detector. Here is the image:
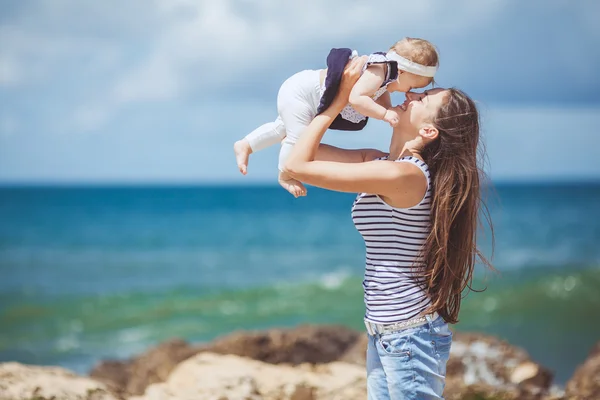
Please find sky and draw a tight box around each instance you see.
[1,0,599,183]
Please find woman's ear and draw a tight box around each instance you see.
[419,124,439,141]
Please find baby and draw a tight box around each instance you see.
[233,37,439,197]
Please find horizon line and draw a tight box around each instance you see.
[1,178,600,189]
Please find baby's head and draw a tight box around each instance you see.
[387,37,439,92]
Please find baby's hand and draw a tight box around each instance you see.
[384,109,400,127]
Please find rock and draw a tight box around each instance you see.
[444,332,554,400]
[90,326,359,397]
[130,353,366,400]
[0,362,120,400]
[201,324,360,365]
[282,383,315,400]
[565,341,600,400]
[89,360,130,395]
[338,334,368,365]
[89,326,560,400]
[90,338,199,396]
[511,361,543,384]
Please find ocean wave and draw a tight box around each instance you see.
[1,264,598,382]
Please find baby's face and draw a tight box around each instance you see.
[390,72,432,93]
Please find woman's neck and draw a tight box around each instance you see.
[388,133,424,161]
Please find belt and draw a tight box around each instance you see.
[364,312,439,336]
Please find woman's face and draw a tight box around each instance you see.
[393,88,448,130]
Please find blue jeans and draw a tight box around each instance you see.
[366,314,452,399]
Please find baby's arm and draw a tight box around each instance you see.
[375,91,392,110]
[348,64,397,126]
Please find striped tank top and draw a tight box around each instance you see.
[351,156,433,324]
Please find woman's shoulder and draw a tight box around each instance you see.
[379,157,430,208]
[393,156,431,182]
[395,155,430,168]
[367,154,429,190]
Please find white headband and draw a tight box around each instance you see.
[385,51,438,78]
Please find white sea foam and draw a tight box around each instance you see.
[482,297,498,312]
[55,334,80,351]
[117,326,151,343]
[318,268,353,290]
[546,275,580,298]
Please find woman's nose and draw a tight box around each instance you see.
[405,91,417,101]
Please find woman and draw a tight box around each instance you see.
[284,57,493,399]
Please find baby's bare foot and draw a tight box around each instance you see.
[233,139,252,175]
[278,172,307,198]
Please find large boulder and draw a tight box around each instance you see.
[200,324,360,365]
[444,332,555,400]
[91,325,360,396]
[565,341,600,400]
[0,362,120,400]
[129,352,366,400]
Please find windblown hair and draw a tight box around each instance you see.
[420,88,495,324]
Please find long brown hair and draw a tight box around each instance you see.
[420,88,495,324]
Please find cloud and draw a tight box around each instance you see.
[1,0,511,131]
[1,1,600,182]
[0,0,600,134]
[108,0,504,101]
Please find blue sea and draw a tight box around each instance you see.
[1,184,599,384]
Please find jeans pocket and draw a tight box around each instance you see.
[432,327,452,358]
[378,334,411,358]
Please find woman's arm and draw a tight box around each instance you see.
[315,143,388,163]
[285,154,425,195]
[283,58,425,199]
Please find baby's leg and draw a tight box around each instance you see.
[276,70,321,196]
[234,118,286,175]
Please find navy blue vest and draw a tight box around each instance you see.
[316,48,398,131]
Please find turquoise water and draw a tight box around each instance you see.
[1,184,599,384]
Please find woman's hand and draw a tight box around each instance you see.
[336,56,368,105]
